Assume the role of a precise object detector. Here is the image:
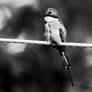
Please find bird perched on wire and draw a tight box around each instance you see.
[44,8,74,86]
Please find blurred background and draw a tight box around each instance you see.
[0,0,91,92]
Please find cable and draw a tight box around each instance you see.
[0,38,91,48]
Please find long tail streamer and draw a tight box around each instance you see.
[62,52,74,86]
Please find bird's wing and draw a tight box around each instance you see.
[59,24,74,86]
[43,23,51,41]
[59,24,67,42]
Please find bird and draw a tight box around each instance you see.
[44,8,74,86]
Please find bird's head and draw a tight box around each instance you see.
[45,8,59,22]
[45,8,58,18]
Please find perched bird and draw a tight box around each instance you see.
[44,8,74,86]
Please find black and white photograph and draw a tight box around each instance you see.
[0,0,91,92]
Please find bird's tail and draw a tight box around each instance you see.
[57,46,74,86]
[62,52,74,86]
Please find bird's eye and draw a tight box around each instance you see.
[48,11,52,15]
[48,11,54,15]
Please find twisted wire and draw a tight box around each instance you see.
[0,38,91,48]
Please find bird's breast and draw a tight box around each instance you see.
[50,30,62,43]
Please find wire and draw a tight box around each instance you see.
[0,38,50,45]
[0,38,92,48]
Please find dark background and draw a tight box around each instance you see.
[0,0,92,92]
